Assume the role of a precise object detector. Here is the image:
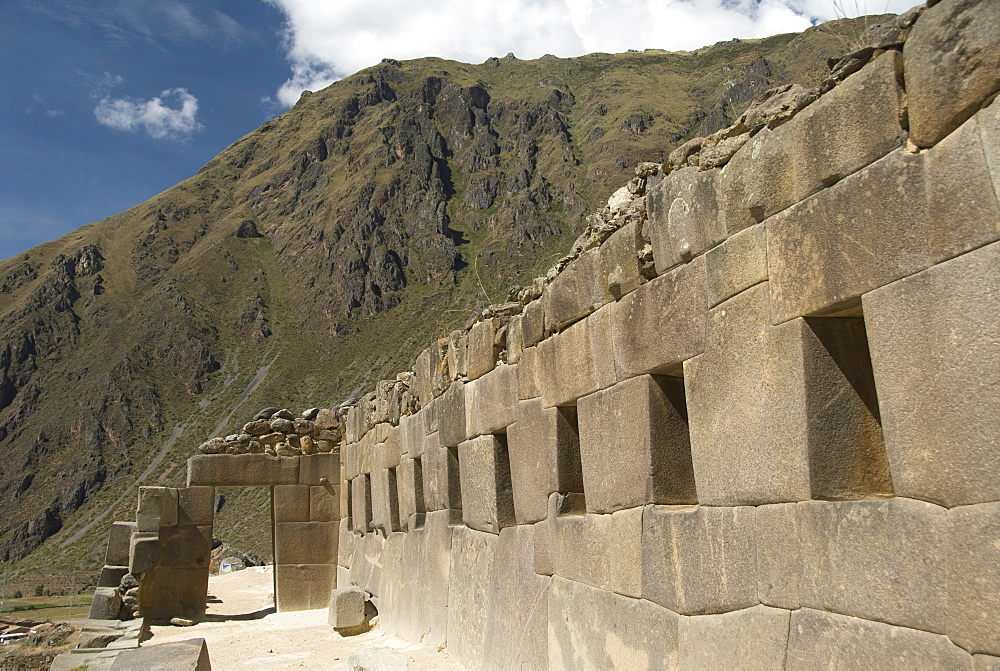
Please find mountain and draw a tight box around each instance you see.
[0,16,880,591]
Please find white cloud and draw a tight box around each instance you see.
[94,88,203,141]
[265,0,921,107]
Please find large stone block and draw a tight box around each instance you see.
[466,318,499,381]
[447,526,498,669]
[444,329,468,381]
[275,521,339,564]
[370,467,401,533]
[516,345,541,400]
[328,586,367,628]
[977,655,1000,670]
[599,220,644,299]
[137,487,177,532]
[275,564,337,612]
[538,303,616,407]
[338,517,356,568]
[705,222,766,308]
[351,475,372,534]
[678,605,790,670]
[414,347,434,407]
[507,399,583,524]
[157,524,212,569]
[129,532,159,574]
[139,566,209,620]
[610,256,706,379]
[397,457,424,529]
[578,374,695,513]
[947,502,1000,655]
[756,502,801,609]
[864,241,1000,506]
[505,315,524,364]
[642,505,757,615]
[647,166,725,274]
[550,507,643,598]
[521,299,545,349]
[398,411,423,458]
[298,453,339,486]
[109,637,211,671]
[458,435,515,534]
[176,487,214,526]
[787,608,972,670]
[187,454,298,486]
[105,521,137,567]
[548,576,681,669]
[346,405,366,444]
[375,429,401,471]
[465,363,516,437]
[88,587,122,620]
[544,249,607,333]
[719,125,797,235]
[905,0,1000,147]
[422,445,462,512]
[97,565,129,588]
[798,498,947,633]
[438,381,467,447]
[273,484,310,523]
[309,484,338,522]
[533,520,552,576]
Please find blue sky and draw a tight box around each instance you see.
[0,0,915,262]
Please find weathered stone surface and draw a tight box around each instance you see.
[598,221,644,300]
[177,487,214,526]
[611,256,706,379]
[157,525,212,569]
[548,576,680,669]
[864,241,1000,507]
[328,586,367,628]
[309,485,338,522]
[507,399,583,524]
[642,505,757,615]
[370,467,401,534]
[516,345,541,400]
[275,521,338,564]
[464,364,516,437]
[298,453,340,486]
[351,475,372,534]
[544,250,607,333]
[338,517,356,569]
[533,519,552,576]
[349,532,385,597]
[397,457,424,529]
[647,167,725,274]
[550,507,643,598]
[105,521,137,566]
[980,101,1000,200]
[905,0,1000,147]
[129,532,159,574]
[538,303,616,407]
[88,587,122,620]
[187,454,298,486]
[109,637,211,671]
[422,445,462,512]
[798,498,947,633]
[521,299,545,349]
[447,526,498,669]
[466,318,500,381]
[719,125,797,235]
[137,487,177,532]
[977,655,1000,670]
[705,222,767,307]
[275,564,337,612]
[947,502,1000,656]
[679,605,790,669]
[98,565,129,588]
[787,608,972,670]
[578,375,695,513]
[139,566,209,620]
[438,381,466,447]
[506,314,524,364]
[457,435,515,535]
[755,502,801,609]
[273,484,310,523]
[398,411,424,458]
[444,329,468,382]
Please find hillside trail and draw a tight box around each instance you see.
[146,566,464,670]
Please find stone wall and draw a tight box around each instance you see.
[338,1,1000,667]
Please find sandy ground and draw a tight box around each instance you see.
[147,567,464,670]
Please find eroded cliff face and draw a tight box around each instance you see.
[0,17,876,571]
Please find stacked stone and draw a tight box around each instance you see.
[196,406,344,456]
[337,3,1000,668]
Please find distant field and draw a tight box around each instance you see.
[0,594,93,622]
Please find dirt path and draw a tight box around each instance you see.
[146,567,464,670]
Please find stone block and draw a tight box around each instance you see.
[905,0,1000,147]
[338,517,355,568]
[756,503,801,609]
[947,502,1000,655]
[647,166,725,274]
[275,564,337,612]
[719,124,797,235]
[506,315,524,364]
[310,485,338,522]
[358,432,375,476]
[88,587,122,620]
[925,111,1000,262]
[798,497,947,633]
[129,532,159,574]
[328,586,367,628]
[176,487,214,526]
[599,220,644,299]
[109,638,211,671]
[578,374,695,513]
[516,346,541,400]
[678,605,790,670]
[139,566,209,620]
[444,329,468,381]
[447,526,498,669]
[977,656,1000,671]
[466,318,500,381]
[397,457,424,528]
[464,363,516,437]
[157,525,212,569]
[346,405,366,443]
[351,475,372,533]
[548,576,680,669]
[337,565,351,588]
[273,484,310,523]
[97,565,129,588]
[186,454,298,487]
[298,453,340,486]
[642,504,757,615]
[550,507,643,597]
[370,467,401,533]
[275,521,339,564]
[414,347,434,407]
[105,522,136,567]
[544,249,607,333]
[458,435,515,535]
[865,241,1000,507]
[507,399,583,524]
[705,222,767,307]
[767,148,930,323]
[344,442,359,480]
[521,299,544,348]
[538,303,616,407]
[422,445,462,512]
[438,381,466,447]
[686,283,890,506]
[137,487,177,532]
[787,608,971,670]
[611,256,706,379]
[533,520,552,576]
